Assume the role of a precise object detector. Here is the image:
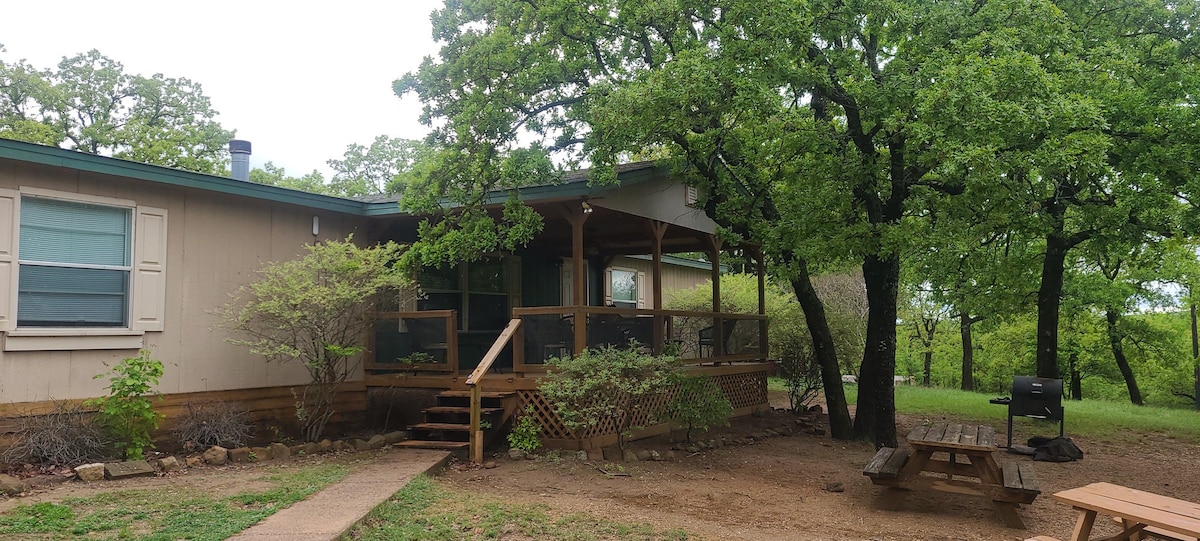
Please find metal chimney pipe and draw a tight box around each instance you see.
[229,139,252,181]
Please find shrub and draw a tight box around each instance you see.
[540,346,677,451]
[218,236,409,442]
[173,401,254,451]
[776,332,823,411]
[1,401,108,466]
[664,375,732,442]
[87,350,164,461]
[507,406,542,452]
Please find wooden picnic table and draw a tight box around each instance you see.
[863,422,1040,529]
[1044,482,1200,541]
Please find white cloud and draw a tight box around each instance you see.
[0,0,445,177]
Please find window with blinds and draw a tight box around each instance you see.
[17,196,132,327]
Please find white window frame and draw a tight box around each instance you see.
[0,187,168,351]
[604,266,645,309]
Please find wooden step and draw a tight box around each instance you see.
[395,440,471,450]
[425,406,502,415]
[437,390,514,399]
[410,422,471,432]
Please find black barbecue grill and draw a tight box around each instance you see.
[990,376,1064,448]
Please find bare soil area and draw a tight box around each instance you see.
[442,408,1200,541]
[3,404,1199,541]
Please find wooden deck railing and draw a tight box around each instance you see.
[465,317,523,463]
[512,306,768,373]
[366,310,459,373]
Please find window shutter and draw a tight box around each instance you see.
[603,268,613,306]
[636,271,646,309]
[131,206,167,331]
[0,189,17,331]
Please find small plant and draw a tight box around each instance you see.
[540,345,676,451]
[1,401,108,466]
[173,401,253,451]
[507,406,542,452]
[87,349,164,460]
[397,352,435,366]
[777,334,823,412]
[664,375,733,443]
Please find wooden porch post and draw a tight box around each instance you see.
[569,206,589,355]
[754,247,768,358]
[708,235,723,357]
[650,221,668,355]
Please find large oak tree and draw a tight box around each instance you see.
[399,0,1089,446]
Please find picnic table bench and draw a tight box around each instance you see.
[1025,482,1200,541]
[863,422,1040,529]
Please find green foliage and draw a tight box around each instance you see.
[248,162,329,194]
[327,135,429,196]
[219,236,410,442]
[507,406,542,452]
[0,463,349,539]
[663,375,732,443]
[776,331,824,412]
[666,272,865,378]
[349,475,692,540]
[539,346,677,450]
[86,350,163,461]
[0,49,233,173]
[897,309,1196,406]
[885,385,1200,445]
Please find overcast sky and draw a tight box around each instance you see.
[1,0,445,177]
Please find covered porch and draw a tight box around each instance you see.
[361,164,773,454]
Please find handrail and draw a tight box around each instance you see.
[466,318,522,385]
[466,317,522,463]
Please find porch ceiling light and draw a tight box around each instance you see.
[581,200,593,214]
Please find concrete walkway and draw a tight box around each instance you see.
[227,449,452,541]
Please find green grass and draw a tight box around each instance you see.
[0,463,350,540]
[770,377,1200,444]
[350,475,693,541]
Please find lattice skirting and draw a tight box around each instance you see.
[518,369,769,447]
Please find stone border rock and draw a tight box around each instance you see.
[4,430,412,494]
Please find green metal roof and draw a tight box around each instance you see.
[0,138,666,217]
[0,138,366,214]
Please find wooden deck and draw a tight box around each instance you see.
[369,362,773,450]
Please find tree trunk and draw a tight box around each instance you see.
[1105,308,1143,406]
[789,259,853,440]
[1192,302,1199,410]
[853,253,900,448]
[1068,352,1082,400]
[1036,233,1068,379]
[923,347,933,387]
[959,311,974,391]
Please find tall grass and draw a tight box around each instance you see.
[774,378,1200,444]
[891,385,1200,444]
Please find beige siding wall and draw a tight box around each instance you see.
[0,161,366,404]
[609,256,712,307]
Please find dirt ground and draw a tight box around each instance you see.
[4,398,1199,541]
[437,404,1200,541]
